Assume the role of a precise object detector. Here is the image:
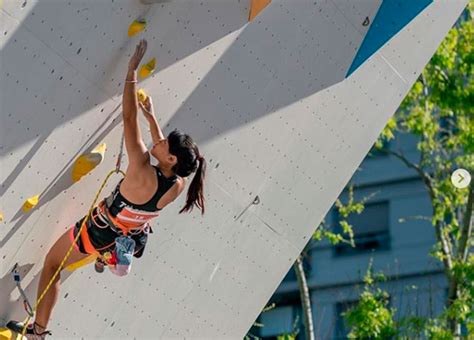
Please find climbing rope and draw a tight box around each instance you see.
[115,132,125,174]
[19,131,126,337]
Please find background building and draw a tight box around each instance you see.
[252,131,448,339]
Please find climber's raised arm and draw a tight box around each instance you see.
[138,96,165,145]
[122,40,150,169]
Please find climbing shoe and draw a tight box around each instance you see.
[6,320,52,339]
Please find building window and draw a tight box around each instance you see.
[333,201,391,256]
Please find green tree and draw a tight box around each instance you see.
[375,5,473,336]
[342,259,398,339]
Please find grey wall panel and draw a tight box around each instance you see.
[330,0,381,36]
[254,53,409,250]
[0,0,467,338]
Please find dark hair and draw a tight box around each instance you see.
[167,129,206,215]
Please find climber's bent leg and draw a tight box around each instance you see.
[34,226,90,331]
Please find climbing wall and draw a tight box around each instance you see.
[0,0,468,338]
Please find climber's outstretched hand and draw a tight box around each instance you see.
[129,39,147,71]
[139,96,155,121]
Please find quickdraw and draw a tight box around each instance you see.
[11,263,34,318]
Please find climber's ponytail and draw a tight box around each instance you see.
[179,155,206,215]
[167,129,206,215]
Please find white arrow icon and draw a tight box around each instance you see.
[451,169,471,189]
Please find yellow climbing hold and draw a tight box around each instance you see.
[128,19,146,37]
[137,89,148,103]
[139,58,156,79]
[0,327,26,340]
[23,195,39,212]
[71,143,107,183]
[0,211,4,222]
[65,254,97,272]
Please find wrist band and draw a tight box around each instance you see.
[125,80,137,83]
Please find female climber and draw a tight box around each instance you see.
[7,39,206,339]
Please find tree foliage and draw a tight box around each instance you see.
[343,260,398,339]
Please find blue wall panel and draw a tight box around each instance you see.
[346,0,432,77]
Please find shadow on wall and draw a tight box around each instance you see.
[165,1,356,145]
[2,0,355,157]
[0,107,121,249]
[1,1,250,220]
[1,0,358,246]
[0,0,250,158]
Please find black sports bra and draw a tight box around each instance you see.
[106,166,178,216]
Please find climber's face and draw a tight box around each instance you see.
[151,138,177,167]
